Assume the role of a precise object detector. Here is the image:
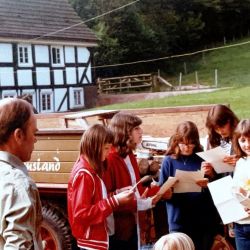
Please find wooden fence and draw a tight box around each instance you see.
[97,73,153,93]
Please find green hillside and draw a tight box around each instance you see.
[170,38,250,87]
[98,39,250,118]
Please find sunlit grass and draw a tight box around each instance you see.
[98,86,250,118]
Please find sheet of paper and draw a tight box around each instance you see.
[196,146,234,173]
[173,169,204,193]
[158,176,178,195]
[208,176,249,224]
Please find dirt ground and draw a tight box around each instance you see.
[95,88,220,137]
[126,107,209,138]
[36,104,212,138]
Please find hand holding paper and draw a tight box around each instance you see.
[196,147,234,173]
[196,177,209,188]
[232,187,250,210]
[157,176,178,196]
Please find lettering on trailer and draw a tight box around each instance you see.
[25,157,61,172]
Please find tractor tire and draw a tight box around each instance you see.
[41,202,75,250]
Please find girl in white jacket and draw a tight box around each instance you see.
[232,119,250,250]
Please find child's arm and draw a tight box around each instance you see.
[70,172,120,230]
[201,162,216,179]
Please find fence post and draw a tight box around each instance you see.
[183,62,187,74]
[179,72,182,90]
[195,71,199,88]
[215,69,218,88]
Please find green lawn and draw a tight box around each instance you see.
[169,38,250,87]
[98,86,250,119]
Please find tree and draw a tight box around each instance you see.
[69,0,250,77]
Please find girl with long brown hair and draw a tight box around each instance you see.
[67,124,134,250]
[103,112,164,250]
[159,121,219,250]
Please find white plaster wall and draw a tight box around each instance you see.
[0,67,14,86]
[54,88,67,111]
[78,67,85,84]
[86,64,92,83]
[78,65,92,84]
[77,47,90,63]
[0,44,13,63]
[17,70,32,86]
[65,46,75,63]
[54,69,64,85]
[36,67,50,85]
[66,67,76,84]
[35,45,49,63]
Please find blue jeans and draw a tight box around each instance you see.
[234,223,250,250]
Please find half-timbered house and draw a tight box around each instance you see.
[0,0,98,112]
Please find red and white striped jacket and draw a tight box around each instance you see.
[67,156,119,250]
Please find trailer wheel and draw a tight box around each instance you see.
[41,203,74,250]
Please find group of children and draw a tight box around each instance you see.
[67,104,250,250]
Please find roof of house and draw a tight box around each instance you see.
[0,0,98,45]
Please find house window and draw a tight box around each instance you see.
[2,90,17,98]
[51,46,64,66]
[18,44,32,66]
[52,48,60,64]
[19,47,28,63]
[41,92,52,112]
[3,94,15,98]
[73,89,82,106]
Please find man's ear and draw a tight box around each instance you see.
[13,128,24,144]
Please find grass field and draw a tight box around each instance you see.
[99,86,250,119]
[168,38,250,87]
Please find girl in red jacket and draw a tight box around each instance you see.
[103,113,164,250]
[67,124,134,250]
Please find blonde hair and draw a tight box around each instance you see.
[153,233,195,250]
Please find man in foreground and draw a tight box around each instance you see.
[0,98,43,249]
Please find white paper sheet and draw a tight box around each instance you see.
[196,147,234,173]
[158,176,178,195]
[208,176,249,224]
[173,169,204,193]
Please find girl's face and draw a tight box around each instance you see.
[178,140,195,156]
[130,126,143,145]
[238,135,250,156]
[101,143,112,161]
[214,122,231,138]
